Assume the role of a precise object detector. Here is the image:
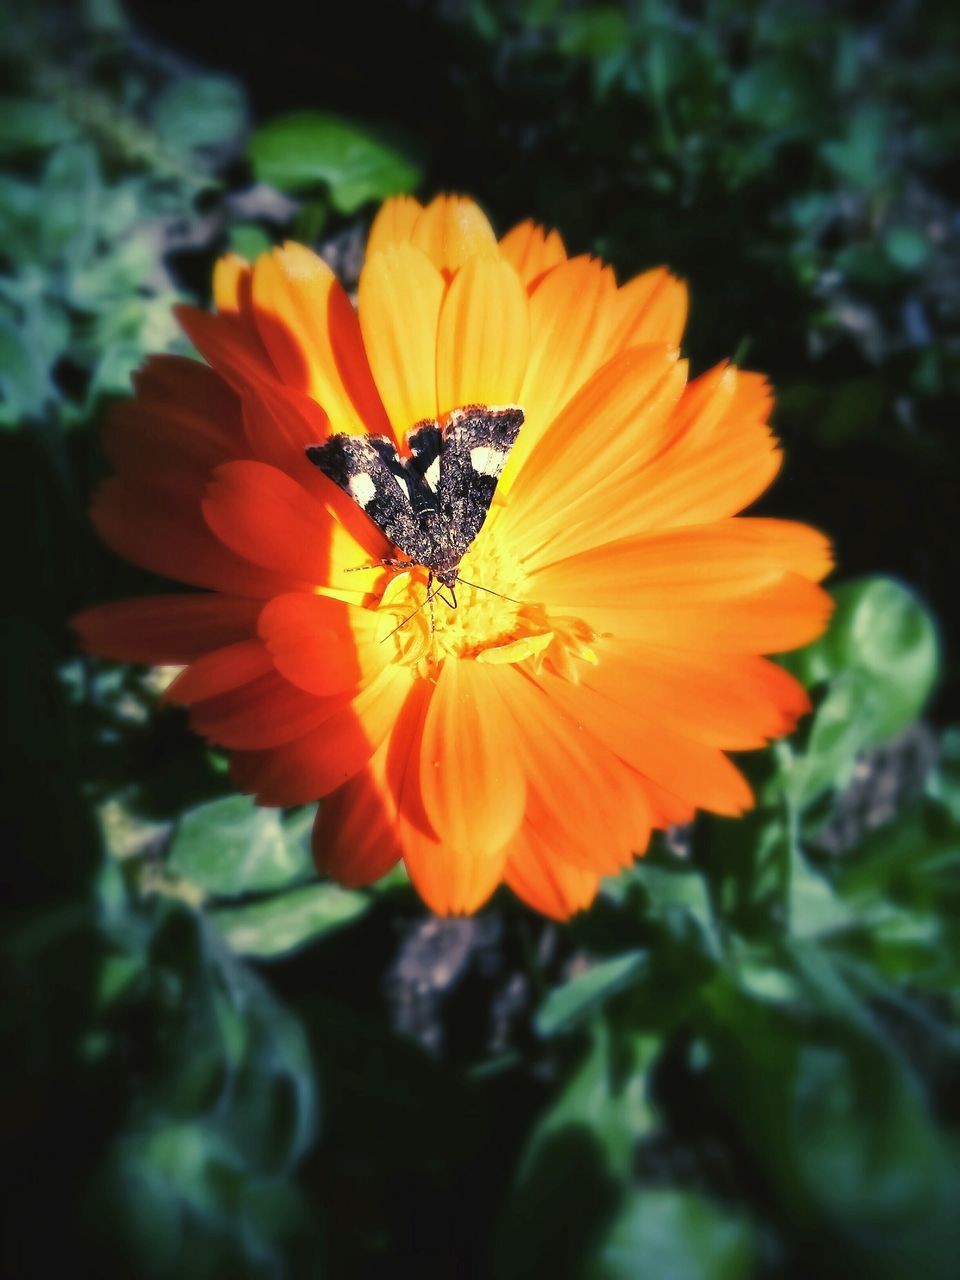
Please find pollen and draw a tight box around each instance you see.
[374,526,601,681]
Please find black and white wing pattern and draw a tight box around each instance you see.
[306,406,524,583]
[405,422,444,501]
[305,433,432,565]
[430,406,525,569]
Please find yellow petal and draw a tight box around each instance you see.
[436,255,530,415]
[366,194,424,258]
[499,220,567,289]
[410,194,499,275]
[213,253,250,313]
[251,242,389,436]
[358,244,443,432]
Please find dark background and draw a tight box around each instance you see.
[2,2,959,1277]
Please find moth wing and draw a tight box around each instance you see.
[405,422,444,495]
[306,433,425,561]
[435,406,524,561]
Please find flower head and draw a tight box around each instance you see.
[74,194,832,918]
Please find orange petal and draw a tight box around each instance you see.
[536,670,754,817]
[499,220,567,290]
[165,640,274,704]
[435,255,530,415]
[258,592,386,696]
[419,660,526,860]
[131,356,242,447]
[409,194,499,276]
[528,519,832,609]
[590,573,832,656]
[504,826,600,920]
[358,244,443,431]
[582,644,811,750]
[312,739,403,886]
[189,669,348,748]
[499,670,648,875]
[231,665,416,805]
[615,365,784,535]
[202,461,354,585]
[71,594,262,664]
[388,677,506,916]
[239,380,330,475]
[176,305,276,393]
[251,243,390,436]
[610,267,689,349]
[501,344,686,560]
[366,194,424,259]
[92,477,303,597]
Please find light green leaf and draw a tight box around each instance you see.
[789,847,857,938]
[588,1188,756,1280]
[536,950,648,1037]
[249,112,421,212]
[211,883,370,958]
[152,75,246,153]
[168,794,312,897]
[783,578,939,807]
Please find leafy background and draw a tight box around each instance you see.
[2,1,959,1276]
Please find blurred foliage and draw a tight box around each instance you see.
[2,1,960,1277]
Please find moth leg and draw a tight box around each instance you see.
[379,576,444,643]
[344,557,412,574]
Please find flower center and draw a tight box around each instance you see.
[374,513,602,681]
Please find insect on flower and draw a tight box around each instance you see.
[73,193,833,919]
[306,404,525,625]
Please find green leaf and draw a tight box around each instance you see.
[884,226,929,271]
[211,883,370,958]
[789,846,857,938]
[821,105,889,191]
[152,76,246,153]
[557,8,631,58]
[228,223,272,259]
[783,578,939,807]
[168,794,312,897]
[587,1188,756,1280]
[537,950,648,1037]
[41,142,100,260]
[249,112,421,212]
[0,314,53,425]
[0,98,76,150]
[516,1024,659,1197]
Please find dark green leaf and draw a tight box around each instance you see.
[0,98,76,150]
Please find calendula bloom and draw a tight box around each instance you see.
[74,193,832,919]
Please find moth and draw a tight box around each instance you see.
[306,405,524,611]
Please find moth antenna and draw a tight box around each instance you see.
[379,580,444,643]
[455,575,524,606]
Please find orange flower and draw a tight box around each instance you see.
[74,194,832,919]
